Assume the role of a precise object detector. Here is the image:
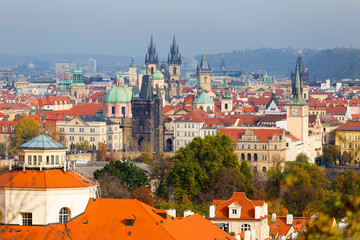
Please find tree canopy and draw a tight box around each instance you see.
[10,117,40,155]
[165,133,255,202]
[94,159,148,191]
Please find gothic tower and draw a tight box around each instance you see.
[167,35,183,99]
[145,36,158,75]
[129,56,137,87]
[286,59,309,153]
[131,75,164,153]
[197,54,212,92]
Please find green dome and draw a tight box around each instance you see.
[152,70,164,80]
[104,85,132,103]
[30,106,36,115]
[65,69,70,74]
[194,92,214,104]
[216,89,220,94]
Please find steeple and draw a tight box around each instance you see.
[116,75,124,86]
[130,56,136,68]
[288,64,307,105]
[198,54,211,72]
[145,36,158,64]
[220,56,226,71]
[168,35,181,65]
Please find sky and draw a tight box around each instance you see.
[0,0,359,59]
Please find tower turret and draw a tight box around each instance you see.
[145,36,158,75]
[197,54,212,92]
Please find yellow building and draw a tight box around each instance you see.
[335,121,360,161]
[220,127,300,172]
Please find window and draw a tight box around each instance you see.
[254,153,258,162]
[114,135,118,139]
[51,155,54,165]
[108,127,112,131]
[232,209,237,214]
[274,145,278,150]
[69,136,74,141]
[262,155,267,161]
[262,145,267,150]
[192,124,194,128]
[247,145,250,149]
[241,224,251,232]
[254,144,257,149]
[46,156,50,165]
[125,219,135,226]
[192,132,194,136]
[38,156,42,164]
[70,128,74,132]
[33,156,37,165]
[22,213,32,226]
[60,128,64,132]
[121,107,126,115]
[241,153,245,161]
[28,156,32,165]
[59,208,70,224]
[247,153,251,161]
[241,144,244,149]
[111,106,115,115]
[90,128,95,133]
[79,128,84,132]
[262,167,267,172]
[79,136,84,141]
[90,137,95,142]
[56,155,59,164]
[108,136,112,140]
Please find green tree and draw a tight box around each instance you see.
[94,159,148,191]
[341,151,352,165]
[322,145,341,167]
[332,169,360,197]
[10,117,40,155]
[0,143,6,157]
[165,133,252,202]
[296,153,310,164]
[75,140,91,151]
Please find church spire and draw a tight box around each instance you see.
[145,35,158,64]
[288,64,307,105]
[168,35,181,65]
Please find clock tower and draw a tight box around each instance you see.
[286,59,308,152]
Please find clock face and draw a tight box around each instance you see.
[293,109,299,116]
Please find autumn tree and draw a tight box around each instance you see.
[75,140,91,151]
[41,122,57,141]
[150,153,173,198]
[131,186,154,206]
[10,117,40,155]
[94,158,148,191]
[134,152,153,165]
[340,151,352,165]
[96,142,107,161]
[322,145,341,167]
[97,172,130,199]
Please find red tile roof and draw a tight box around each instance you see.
[0,169,97,189]
[220,128,296,142]
[210,192,268,220]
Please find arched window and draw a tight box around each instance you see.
[262,167,267,172]
[254,153,258,162]
[247,153,251,161]
[199,106,203,111]
[112,106,115,115]
[59,208,70,224]
[241,224,251,232]
[206,106,210,112]
[253,166,257,172]
[225,103,228,109]
[173,67,176,75]
[241,153,245,161]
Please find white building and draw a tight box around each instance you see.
[0,135,99,226]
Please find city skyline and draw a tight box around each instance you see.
[0,0,359,57]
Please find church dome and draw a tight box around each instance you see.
[104,84,132,103]
[152,70,164,80]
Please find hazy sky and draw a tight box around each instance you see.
[0,0,359,58]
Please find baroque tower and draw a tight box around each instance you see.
[197,54,212,92]
[129,56,137,87]
[145,36,158,75]
[286,58,309,153]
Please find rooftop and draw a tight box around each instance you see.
[17,135,66,150]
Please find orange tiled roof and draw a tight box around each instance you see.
[210,192,268,220]
[0,169,97,189]
[220,128,296,142]
[335,121,360,131]
[25,198,234,240]
[269,216,307,237]
[0,225,69,240]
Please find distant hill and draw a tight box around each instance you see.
[195,48,360,81]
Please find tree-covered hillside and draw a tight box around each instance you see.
[196,48,360,81]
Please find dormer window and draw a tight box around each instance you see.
[232,209,237,214]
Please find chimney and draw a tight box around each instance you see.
[183,210,194,218]
[244,230,251,240]
[209,205,216,218]
[9,159,12,171]
[23,162,26,173]
[286,214,293,225]
[167,209,176,218]
[255,206,260,219]
[40,162,42,172]
[272,213,276,223]
[64,160,67,171]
